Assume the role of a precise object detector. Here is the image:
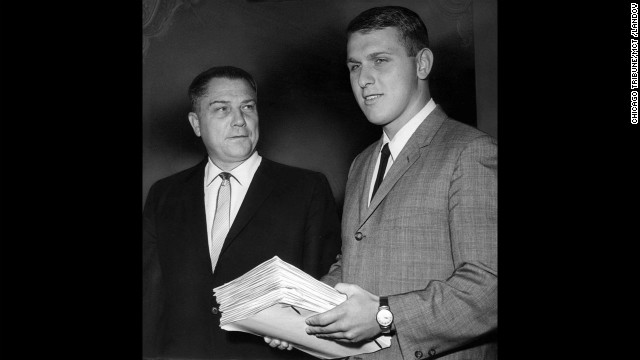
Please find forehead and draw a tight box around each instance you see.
[203,77,256,99]
[347,27,404,58]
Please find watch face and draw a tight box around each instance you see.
[376,309,393,326]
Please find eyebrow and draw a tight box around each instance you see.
[207,98,256,107]
[347,51,392,64]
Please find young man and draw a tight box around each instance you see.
[267,6,497,360]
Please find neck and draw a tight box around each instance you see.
[383,91,430,140]
[208,153,253,172]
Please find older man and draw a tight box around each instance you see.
[143,66,341,359]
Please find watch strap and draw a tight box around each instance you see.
[377,296,393,333]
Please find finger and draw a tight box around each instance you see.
[314,332,350,342]
[264,336,280,348]
[268,339,291,350]
[306,323,344,335]
[315,331,364,344]
[268,339,281,348]
[305,308,341,326]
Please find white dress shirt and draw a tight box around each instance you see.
[368,98,437,206]
[204,151,262,253]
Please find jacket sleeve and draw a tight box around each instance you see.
[320,253,343,288]
[389,135,497,356]
[142,183,165,358]
[300,172,342,280]
[320,154,363,287]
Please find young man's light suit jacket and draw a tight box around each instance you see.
[322,106,498,360]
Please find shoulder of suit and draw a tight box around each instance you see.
[260,158,325,181]
[150,159,206,191]
[437,117,497,146]
[352,141,379,163]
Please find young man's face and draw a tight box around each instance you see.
[347,27,425,138]
[188,78,259,171]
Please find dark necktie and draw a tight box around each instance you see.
[371,143,391,199]
[210,172,231,272]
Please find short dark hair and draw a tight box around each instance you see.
[188,66,258,112]
[347,6,429,57]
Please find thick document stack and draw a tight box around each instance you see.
[213,256,391,359]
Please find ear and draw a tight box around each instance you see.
[188,112,201,137]
[416,48,433,80]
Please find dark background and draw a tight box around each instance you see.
[143,0,497,209]
[1,1,634,359]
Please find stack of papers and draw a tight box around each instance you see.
[213,256,391,359]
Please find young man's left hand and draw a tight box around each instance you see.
[305,283,382,343]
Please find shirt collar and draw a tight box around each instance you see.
[382,98,436,161]
[205,151,262,187]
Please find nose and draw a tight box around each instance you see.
[231,107,247,127]
[357,65,374,89]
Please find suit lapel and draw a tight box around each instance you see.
[358,146,379,222]
[219,159,276,256]
[364,140,421,219]
[359,106,448,228]
[180,159,214,274]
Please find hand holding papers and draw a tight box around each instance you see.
[213,256,391,359]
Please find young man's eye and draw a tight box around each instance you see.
[349,64,360,71]
[242,104,255,111]
[375,58,387,64]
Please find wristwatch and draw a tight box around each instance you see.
[376,296,394,333]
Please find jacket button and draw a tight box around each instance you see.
[414,350,423,358]
[355,232,363,241]
[211,307,219,315]
[428,348,436,356]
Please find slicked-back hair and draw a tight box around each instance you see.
[347,6,429,57]
[188,66,258,113]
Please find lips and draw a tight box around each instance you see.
[228,134,249,139]
[363,93,382,105]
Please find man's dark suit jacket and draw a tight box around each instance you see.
[143,157,342,359]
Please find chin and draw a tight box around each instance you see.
[228,151,252,160]
[229,145,255,158]
[364,112,391,127]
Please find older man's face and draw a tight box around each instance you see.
[188,78,259,171]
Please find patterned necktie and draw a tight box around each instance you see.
[371,143,391,200]
[210,172,231,272]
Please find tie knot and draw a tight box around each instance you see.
[219,172,231,181]
[381,143,390,156]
